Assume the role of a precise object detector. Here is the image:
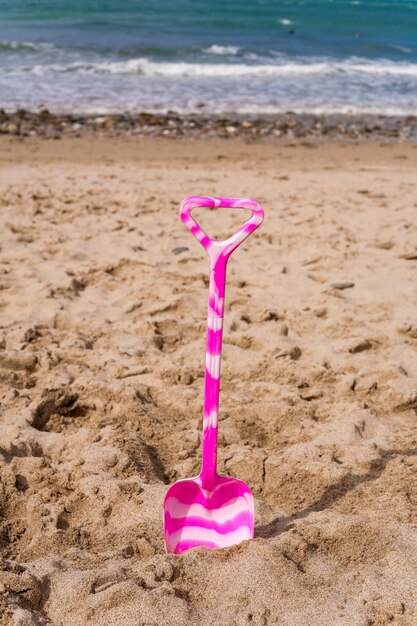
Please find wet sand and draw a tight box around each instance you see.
[0,136,416,625]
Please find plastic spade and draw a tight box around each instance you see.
[164,196,264,554]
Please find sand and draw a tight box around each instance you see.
[0,136,416,626]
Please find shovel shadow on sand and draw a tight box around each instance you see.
[255,447,417,539]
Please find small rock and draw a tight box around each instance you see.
[330,282,355,290]
[171,246,189,255]
[278,323,289,336]
[400,252,417,260]
[313,306,327,318]
[349,339,373,354]
[289,345,302,360]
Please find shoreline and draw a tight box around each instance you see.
[1,109,417,142]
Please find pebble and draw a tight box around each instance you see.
[349,339,373,354]
[171,246,189,255]
[331,281,355,290]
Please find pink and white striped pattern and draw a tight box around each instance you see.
[164,196,264,554]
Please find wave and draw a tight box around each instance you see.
[11,57,417,79]
[0,40,47,52]
[203,45,241,56]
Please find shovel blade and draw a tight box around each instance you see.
[163,474,254,554]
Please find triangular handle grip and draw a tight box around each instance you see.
[179,196,264,260]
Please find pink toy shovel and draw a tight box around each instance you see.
[163,196,264,554]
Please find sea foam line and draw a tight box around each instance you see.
[5,57,417,78]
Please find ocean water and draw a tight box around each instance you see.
[1,0,417,115]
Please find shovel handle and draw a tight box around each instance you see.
[179,196,264,261]
[179,196,264,489]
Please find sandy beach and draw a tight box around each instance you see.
[0,135,416,625]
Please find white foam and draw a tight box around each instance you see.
[204,45,241,56]
[11,57,417,79]
[0,40,41,51]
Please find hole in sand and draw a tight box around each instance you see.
[32,388,87,432]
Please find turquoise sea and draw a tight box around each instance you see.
[1,0,417,115]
